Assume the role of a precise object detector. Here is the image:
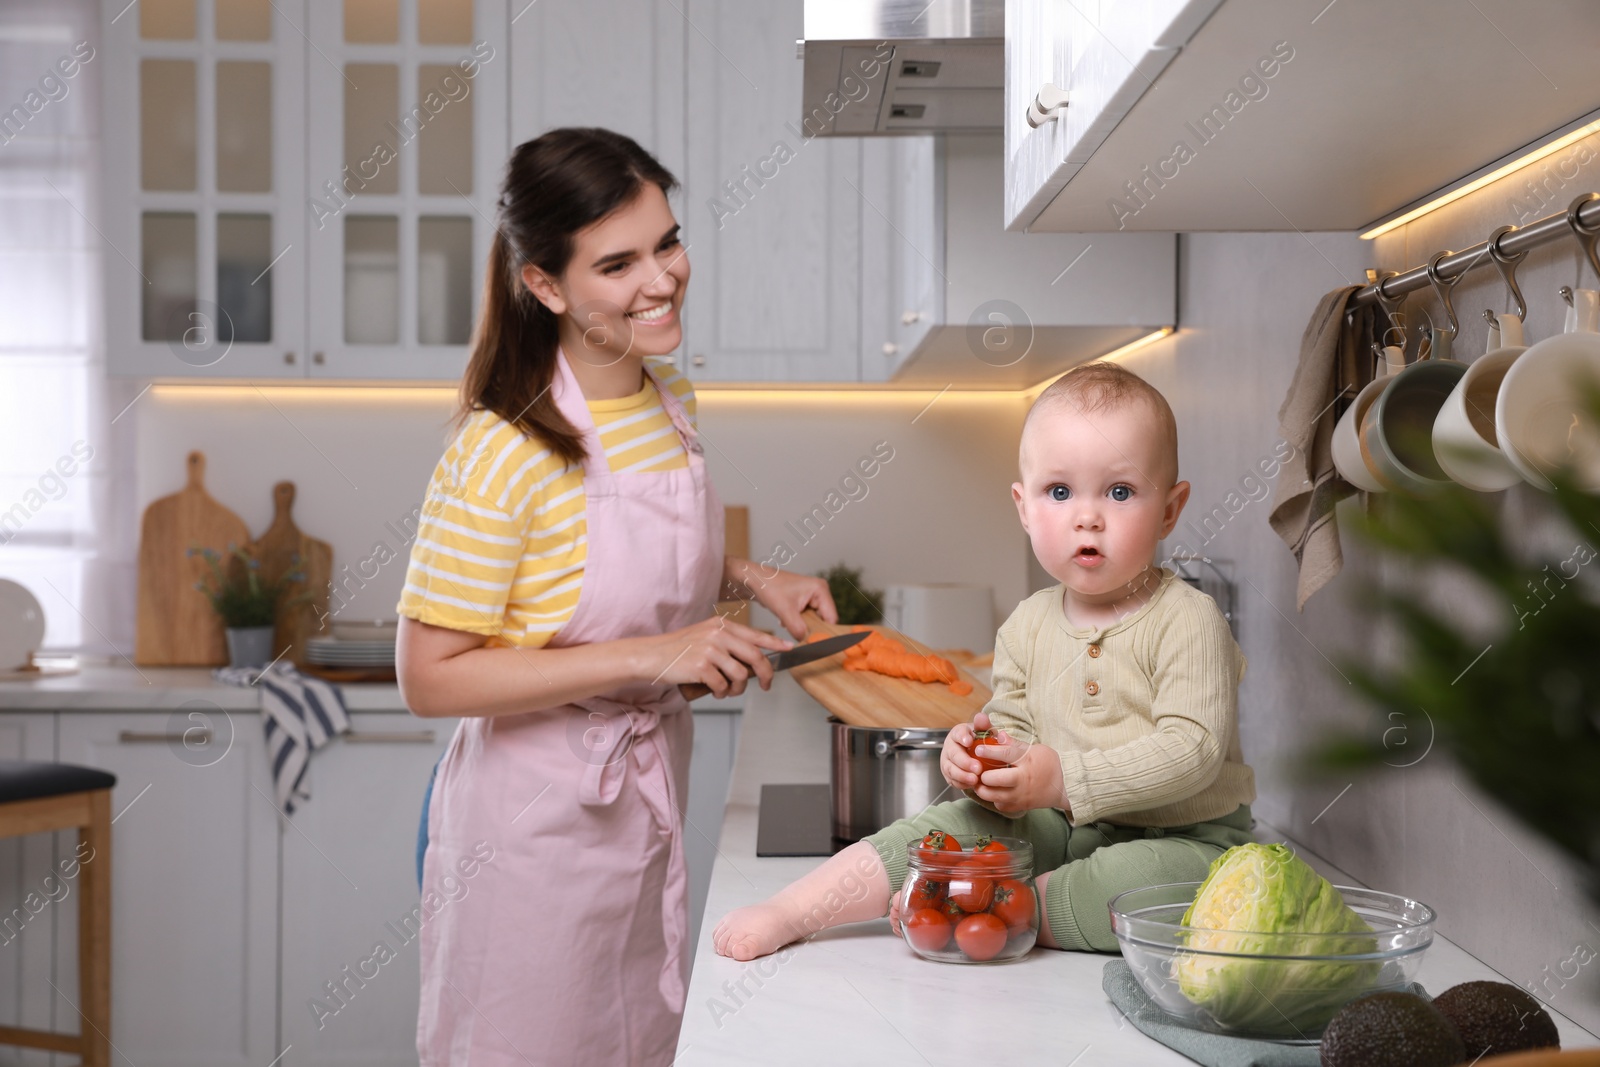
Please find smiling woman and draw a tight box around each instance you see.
[395,128,839,1066]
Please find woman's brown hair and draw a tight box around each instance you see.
[459,128,678,466]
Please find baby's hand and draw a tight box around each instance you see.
[941,713,985,791]
[973,736,1068,816]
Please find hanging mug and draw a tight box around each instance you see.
[1431,312,1526,492]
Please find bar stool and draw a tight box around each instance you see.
[0,760,114,1067]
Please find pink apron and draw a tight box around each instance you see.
[417,349,725,1065]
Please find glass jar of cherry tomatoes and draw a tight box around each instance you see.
[899,832,1039,964]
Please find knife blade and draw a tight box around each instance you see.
[678,629,869,701]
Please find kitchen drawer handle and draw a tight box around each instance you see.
[119,729,211,744]
[343,730,437,744]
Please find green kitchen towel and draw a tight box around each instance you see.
[1102,959,1429,1067]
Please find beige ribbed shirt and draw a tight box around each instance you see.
[974,568,1256,827]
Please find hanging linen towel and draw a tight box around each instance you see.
[1267,285,1375,610]
[214,661,350,813]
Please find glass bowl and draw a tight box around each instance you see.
[900,835,1038,964]
[1108,881,1436,1041]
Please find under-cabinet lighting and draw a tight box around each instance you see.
[146,330,1179,405]
[1360,114,1600,240]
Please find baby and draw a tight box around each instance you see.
[714,361,1257,959]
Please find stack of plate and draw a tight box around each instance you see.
[306,634,396,668]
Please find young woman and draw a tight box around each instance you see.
[396,128,837,1065]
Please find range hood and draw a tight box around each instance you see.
[799,0,1002,136]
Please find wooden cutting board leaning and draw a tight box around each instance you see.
[135,451,251,666]
[251,481,332,668]
[789,610,991,730]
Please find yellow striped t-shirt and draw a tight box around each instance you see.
[396,358,697,646]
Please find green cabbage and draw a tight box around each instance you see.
[1174,843,1379,1036]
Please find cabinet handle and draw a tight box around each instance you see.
[313,351,325,365]
[882,342,899,356]
[120,729,212,744]
[901,310,922,325]
[691,354,706,367]
[1026,83,1070,128]
[283,351,296,365]
[343,730,437,744]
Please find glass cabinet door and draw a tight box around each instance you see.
[103,0,308,378]
[305,0,507,380]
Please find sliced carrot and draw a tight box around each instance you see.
[833,628,970,694]
[948,680,973,697]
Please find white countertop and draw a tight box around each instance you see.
[0,664,411,712]
[678,677,1599,1065]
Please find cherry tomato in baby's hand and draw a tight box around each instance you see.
[954,912,1008,961]
[904,908,953,953]
[947,876,994,913]
[918,829,961,853]
[960,730,1009,775]
[990,879,1036,933]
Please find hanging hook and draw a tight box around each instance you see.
[1565,192,1600,285]
[1486,223,1528,322]
[1373,269,1407,338]
[1561,285,1575,307]
[1426,250,1460,336]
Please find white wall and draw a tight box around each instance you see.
[133,386,1033,635]
[1120,171,1600,1030]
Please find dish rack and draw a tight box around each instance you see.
[1167,554,1237,639]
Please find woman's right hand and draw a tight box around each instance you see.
[633,616,794,698]
[942,711,987,791]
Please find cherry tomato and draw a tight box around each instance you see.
[954,912,1008,961]
[907,876,946,910]
[960,729,1009,774]
[968,837,1011,872]
[990,879,1036,933]
[947,875,994,913]
[904,908,952,953]
[918,829,961,854]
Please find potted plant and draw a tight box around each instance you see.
[818,564,883,626]
[190,544,305,668]
[1308,464,1600,907]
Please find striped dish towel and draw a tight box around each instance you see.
[214,662,350,813]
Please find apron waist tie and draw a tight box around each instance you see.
[574,692,690,1011]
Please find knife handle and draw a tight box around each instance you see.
[678,682,713,701]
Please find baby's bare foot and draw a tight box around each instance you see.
[713,901,806,962]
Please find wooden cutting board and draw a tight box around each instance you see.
[715,505,750,627]
[252,481,332,667]
[789,610,991,729]
[136,451,251,665]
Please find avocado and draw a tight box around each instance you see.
[1432,981,1560,1058]
[1319,991,1466,1067]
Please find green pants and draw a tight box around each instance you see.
[866,800,1255,952]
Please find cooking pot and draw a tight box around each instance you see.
[829,718,952,841]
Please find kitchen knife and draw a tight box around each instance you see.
[678,629,869,701]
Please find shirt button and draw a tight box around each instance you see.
[1088,643,1101,658]
[1085,681,1100,696]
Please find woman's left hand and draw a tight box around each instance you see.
[750,568,837,639]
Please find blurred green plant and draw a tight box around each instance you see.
[818,564,883,626]
[190,544,306,629]
[1307,456,1600,905]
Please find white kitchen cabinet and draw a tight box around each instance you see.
[0,714,59,1067]
[873,134,1176,389]
[1003,0,1223,232]
[304,1,508,380]
[682,0,868,383]
[54,710,280,1067]
[103,0,508,381]
[278,714,456,1067]
[685,706,741,950]
[1005,0,1600,232]
[100,0,309,378]
[509,0,686,179]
